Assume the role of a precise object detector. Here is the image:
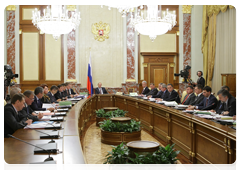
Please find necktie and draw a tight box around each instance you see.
[27,106,29,114]
[182,94,189,104]
[142,88,145,94]
[223,102,227,110]
[206,98,209,106]
[99,88,102,94]
[67,90,69,95]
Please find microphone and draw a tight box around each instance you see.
[25,126,59,143]
[8,134,55,162]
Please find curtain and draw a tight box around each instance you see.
[201,5,235,86]
[211,8,236,94]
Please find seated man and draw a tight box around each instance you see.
[156,84,169,101]
[165,83,180,103]
[21,90,43,121]
[189,84,204,105]
[61,83,69,98]
[47,85,59,103]
[4,93,32,137]
[188,86,218,110]
[212,89,236,116]
[145,83,158,96]
[148,83,163,98]
[10,87,21,100]
[66,82,78,98]
[54,84,67,101]
[30,87,54,111]
[95,82,108,94]
[140,81,150,95]
[181,85,196,105]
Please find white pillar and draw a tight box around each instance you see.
[179,5,183,83]
[64,34,68,83]
[75,5,80,83]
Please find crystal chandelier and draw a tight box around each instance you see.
[32,5,81,40]
[130,5,177,42]
[101,5,143,17]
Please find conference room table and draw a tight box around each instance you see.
[4,94,236,164]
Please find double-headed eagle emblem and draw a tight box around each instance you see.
[91,21,110,42]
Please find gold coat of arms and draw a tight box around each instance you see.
[91,21,110,42]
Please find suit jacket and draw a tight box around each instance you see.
[141,87,150,95]
[54,91,64,100]
[30,96,46,111]
[47,91,58,103]
[146,88,158,96]
[195,94,218,110]
[189,93,204,105]
[41,94,51,103]
[95,87,108,94]
[4,104,27,137]
[182,93,196,105]
[197,77,205,87]
[19,104,39,122]
[215,96,236,116]
[165,90,180,103]
[160,90,170,101]
[68,88,76,95]
[152,90,163,98]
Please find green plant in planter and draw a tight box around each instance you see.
[104,143,180,164]
[96,109,127,118]
[104,142,130,164]
[99,119,141,132]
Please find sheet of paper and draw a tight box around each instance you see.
[42,103,55,109]
[67,98,81,101]
[40,115,52,120]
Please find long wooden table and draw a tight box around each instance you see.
[4,94,236,164]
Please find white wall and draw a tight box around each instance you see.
[78,5,123,88]
[179,5,183,83]
[191,5,204,82]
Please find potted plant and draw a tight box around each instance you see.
[99,119,141,145]
[95,109,128,127]
[104,142,180,164]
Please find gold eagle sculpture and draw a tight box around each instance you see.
[91,21,110,42]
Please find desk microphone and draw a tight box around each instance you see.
[25,126,59,143]
[8,134,54,162]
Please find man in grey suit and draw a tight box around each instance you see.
[181,85,196,105]
[189,84,204,105]
[95,82,108,94]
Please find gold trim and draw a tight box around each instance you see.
[22,7,39,20]
[19,29,22,34]
[149,126,153,129]
[166,136,171,140]
[66,5,76,11]
[66,79,77,82]
[170,63,175,67]
[6,5,16,11]
[182,5,192,13]
[126,79,136,82]
[40,30,44,34]
[143,63,148,67]
[176,31,179,36]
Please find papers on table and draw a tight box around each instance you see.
[42,103,55,109]
[164,101,178,107]
[176,104,189,108]
[213,115,233,120]
[24,121,54,129]
[155,100,167,104]
[40,115,52,120]
[142,97,148,100]
[34,111,54,115]
[149,98,156,101]
[195,114,213,119]
[67,98,81,101]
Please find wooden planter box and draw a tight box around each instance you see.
[96,117,109,127]
[101,129,141,145]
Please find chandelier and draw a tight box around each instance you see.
[130,5,177,42]
[101,5,143,17]
[32,5,81,40]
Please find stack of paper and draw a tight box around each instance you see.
[67,98,81,101]
[34,111,54,116]
[176,104,189,108]
[164,101,178,107]
[195,114,213,119]
[195,111,212,115]
[42,104,55,109]
[149,98,156,101]
[40,115,52,120]
[24,121,54,129]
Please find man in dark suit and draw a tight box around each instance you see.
[4,93,33,137]
[66,82,78,98]
[140,81,150,95]
[149,83,163,98]
[189,84,204,105]
[30,87,54,111]
[212,89,236,116]
[165,84,180,103]
[181,85,196,105]
[193,71,205,87]
[21,90,43,121]
[188,86,217,110]
[95,82,108,94]
[156,83,169,101]
[145,83,158,96]
[54,84,67,101]
[47,85,59,103]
